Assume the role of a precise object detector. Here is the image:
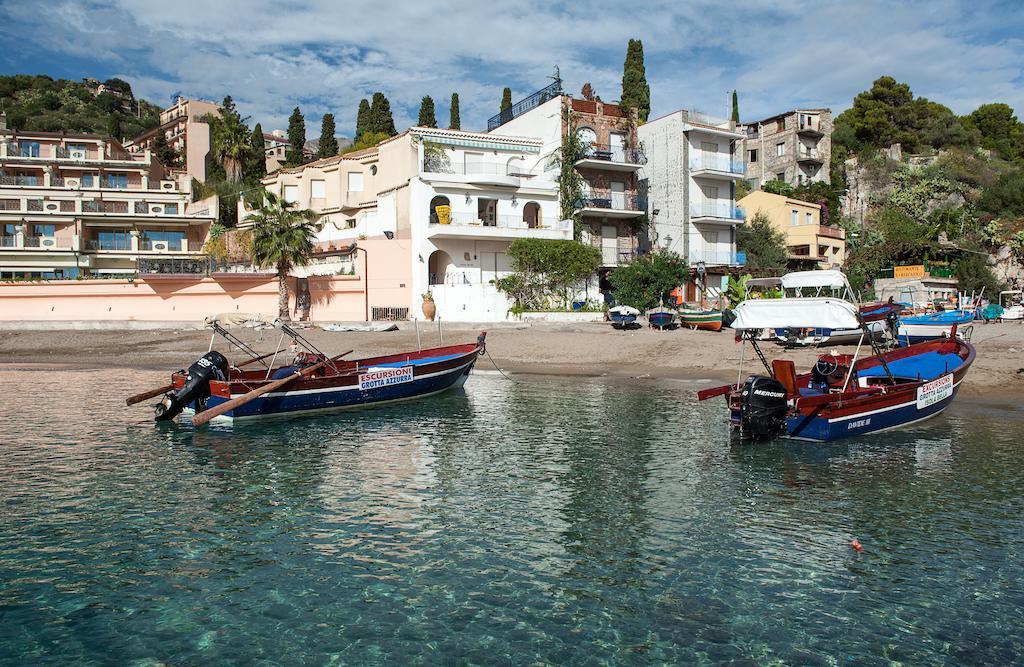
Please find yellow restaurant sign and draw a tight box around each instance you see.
[894,265,926,279]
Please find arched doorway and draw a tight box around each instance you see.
[429,195,451,225]
[428,249,454,285]
[523,201,541,229]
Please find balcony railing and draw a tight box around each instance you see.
[422,160,541,178]
[580,190,642,211]
[797,149,822,161]
[0,175,41,186]
[817,225,844,239]
[578,143,645,165]
[689,155,745,174]
[439,212,572,232]
[0,236,16,247]
[487,78,563,131]
[23,237,42,248]
[138,257,211,275]
[688,249,743,266]
[690,202,745,220]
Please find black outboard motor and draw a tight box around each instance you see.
[154,351,230,421]
[738,375,790,440]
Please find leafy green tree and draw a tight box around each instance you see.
[355,98,370,140]
[153,130,179,169]
[212,107,253,183]
[247,123,267,181]
[737,212,788,271]
[620,38,650,122]
[449,93,460,130]
[978,169,1024,216]
[285,106,306,166]
[341,130,391,155]
[791,181,840,226]
[762,179,793,196]
[368,92,396,136]
[249,191,322,321]
[964,103,1024,161]
[556,107,586,239]
[731,90,739,123]
[954,244,1005,295]
[417,96,437,128]
[494,238,601,311]
[607,250,688,310]
[317,113,339,158]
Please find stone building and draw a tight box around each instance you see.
[740,109,832,189]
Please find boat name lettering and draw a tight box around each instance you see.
[848,418,871,430]
[917,373,953,409]
[359,366,414,390]
[753,389,785,398]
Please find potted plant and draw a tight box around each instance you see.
[421,291,436,321]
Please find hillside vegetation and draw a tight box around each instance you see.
[0,74,162,140]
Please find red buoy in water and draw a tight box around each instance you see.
[850,539,864,553]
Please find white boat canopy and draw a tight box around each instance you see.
[780,269,852,291]
[731,298,862,331]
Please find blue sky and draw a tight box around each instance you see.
[1,0,1022,137]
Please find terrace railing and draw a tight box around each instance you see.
[579,143,645,165]
[580,190,642,212]
[487,78,563,131]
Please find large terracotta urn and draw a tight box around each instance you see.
[422,294,436,321]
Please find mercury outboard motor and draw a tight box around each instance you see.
[738,375,790,440]
[154,351,230,421]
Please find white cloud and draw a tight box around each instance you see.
[1,0,1022,134]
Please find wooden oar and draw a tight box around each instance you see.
[125,350,281,406]
[190,350,352,426]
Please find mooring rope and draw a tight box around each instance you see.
[484,347,516,382]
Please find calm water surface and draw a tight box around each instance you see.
[1,365,1023,665]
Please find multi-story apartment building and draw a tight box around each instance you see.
[250,126,569,321]
[737,190,845,269]
[638,109,746,301]
[0,120,216,279]
[124,97,220,184]
[740,109,832,189]
[263,130,290,173]
[488,83,647,276]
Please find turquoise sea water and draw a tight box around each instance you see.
[1,365,1023,665]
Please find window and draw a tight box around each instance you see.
[370,165,378,175]
[283,185,299,203]
[347,172,364,192]
[705,230,719,246]
[18,142,40,157]
[345,219,357,229]
[164,203,178,215]
[141,230,186,251]
[776,172,785,181]
[16,171,38,186]
[791,209,799,226]
[748,149,758,163]
[310,179,326,199]
[81,174,95,187]
[805,212,813,226]
[701,141,719,154]
[776,119,785,132]
[104,173,128,189]
[95,229,132,250]
[67,143,88,158]
[33,224,55,238]
[576,127,597,147]
[776,142,785,157]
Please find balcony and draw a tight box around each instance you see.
[689,154,746,179]
[574,143,645,171]
[797,120,824,138]
[427,212,572,241]
[796,148,824,165]
[2,142,148,166]
[420,159,545,188]
[816,225,845,240]
[579,190,644,219]
[0,175,40,186]
[138,257,212,277]
[690,202,745,224]
[688,249,744,266]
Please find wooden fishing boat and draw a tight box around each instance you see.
[896,309,974,346]
[646,306,675,329]
[608,305,640,328]
[698,298,975,442]
[678,308,723,331]
[128,324,485,424]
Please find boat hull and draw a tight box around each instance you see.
[648,312,675,329]
[774,320,885,346]
[679,310,722,331]
[1000,306,1024,321]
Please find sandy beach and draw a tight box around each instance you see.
[2,320,1022,396]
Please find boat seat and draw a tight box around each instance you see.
[857,351,962,381]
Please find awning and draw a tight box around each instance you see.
[780,269,851,290]
[732,298,861,330]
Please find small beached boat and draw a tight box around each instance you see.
[678,308,723,331]
[770,270,895,346]
[896,309,974,345]
[647,306,675,329]
[998,290,1023,321]
[698,298,975,442]
[127,324,485,424]
[608,305,640,328]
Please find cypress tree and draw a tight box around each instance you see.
[317,113,339,158]
[153,130,178,168]
[285,106,306,166]
[355,98,370,140]
[417,96,437,128]
[620,39,651,122]
[449,93,460,130]
[247,122,267,180]
[501,87,512,111]
[368,92,396,136]
[731,90,740,123]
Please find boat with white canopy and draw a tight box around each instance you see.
[698,296,974,442]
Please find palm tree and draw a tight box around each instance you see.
[213,119,252,183]
[249,191,321,321]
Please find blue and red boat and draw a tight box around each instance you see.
[698,298,975,442]
[139,329,486,424]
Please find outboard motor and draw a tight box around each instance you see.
[737,375,790,440]
[154,351,230,421]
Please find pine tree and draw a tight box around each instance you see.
[417,96,437,128]
[368,92,396,136]
[731,90,740,123]
[247,122,267,181]
[285,106,306,166]
[449,93,460,130]
[317,113,339,158]
[620,39,651,122]
[355,98,370,140]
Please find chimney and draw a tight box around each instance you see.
[0,112,6,131]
